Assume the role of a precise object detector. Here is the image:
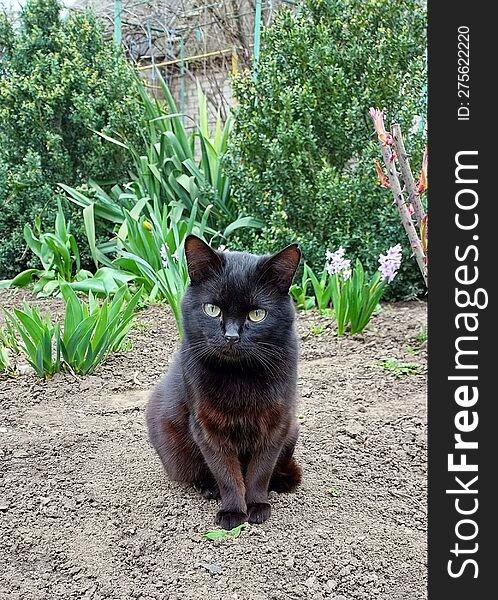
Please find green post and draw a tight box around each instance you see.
[180,39,186,123]
[114,0,122,47]
[253,0,262,79]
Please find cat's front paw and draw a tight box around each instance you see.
[215,509,247,530]
[247,502,271,524]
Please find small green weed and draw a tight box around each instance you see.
[119,338,134,352]
[376,358,421,378]
[406,345,421,356]
[414,326,427,343]
[309,322,326,336]
[132,319,152,334]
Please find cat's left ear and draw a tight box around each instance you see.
[261,244,301,293]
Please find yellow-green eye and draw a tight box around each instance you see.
[203,303,221,318]
[248,308,267,322]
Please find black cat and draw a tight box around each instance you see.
[146,235,302,528]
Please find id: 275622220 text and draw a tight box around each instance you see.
[457,25,470,121]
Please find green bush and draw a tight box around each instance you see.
[228,0,427,300]
[0,0,142,278]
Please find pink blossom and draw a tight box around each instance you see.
[378,244,402,282]
[326,247,351,279]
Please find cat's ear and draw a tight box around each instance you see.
[184,235,221,284]
[261,243,301,293]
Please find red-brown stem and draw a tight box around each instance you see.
[391,123,427,228]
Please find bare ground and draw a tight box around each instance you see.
[0,290,427,600]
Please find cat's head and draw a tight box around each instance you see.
[181,235,301,364]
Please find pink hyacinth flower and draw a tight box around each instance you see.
[326,247,351,279]
[378,244,402,283]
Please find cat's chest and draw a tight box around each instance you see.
[185,363,294,444]
[189,369,288,409]
[196,395,285,447]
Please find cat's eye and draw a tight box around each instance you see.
[248,308,267,322]
[203,303,221,318]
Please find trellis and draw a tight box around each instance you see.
[72,1,296,117]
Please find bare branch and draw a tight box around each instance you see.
[391,123,426,228]
[379,142,428,286]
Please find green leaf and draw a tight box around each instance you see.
[202,522,248,541]
[60,281,84,342]
[60,184,125,224]
[3,306,59,378]
[54,199,68,241]
[83,203,98,269]
[223,216,264,238]
[2,269,41,288]
[23,224,43,260]
[197,81,209,138]
[90,129,129,149]
[62,314,98,366]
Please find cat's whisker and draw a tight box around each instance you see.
[180,340,208,354]
[255,342,287,359]
[247,349,281,379]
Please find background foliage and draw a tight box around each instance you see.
[228,0,427,300]
[0,0,142,278]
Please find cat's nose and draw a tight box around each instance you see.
[224,332,240,344]
[224,320,240,344]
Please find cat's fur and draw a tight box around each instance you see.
[146,235,302,528]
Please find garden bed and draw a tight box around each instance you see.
[0,290,427,600]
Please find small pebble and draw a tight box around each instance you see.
[196,562,223,576]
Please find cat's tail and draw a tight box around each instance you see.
[269,457,302,493]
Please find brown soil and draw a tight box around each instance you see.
[0,289,427,600]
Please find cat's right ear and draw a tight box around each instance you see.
[184,235,222,284]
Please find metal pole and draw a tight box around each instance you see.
[147,21,156,95]
[180,38,186,123]
[231,45,238,75]
[253,0,262,79]
[114,0,122,47]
